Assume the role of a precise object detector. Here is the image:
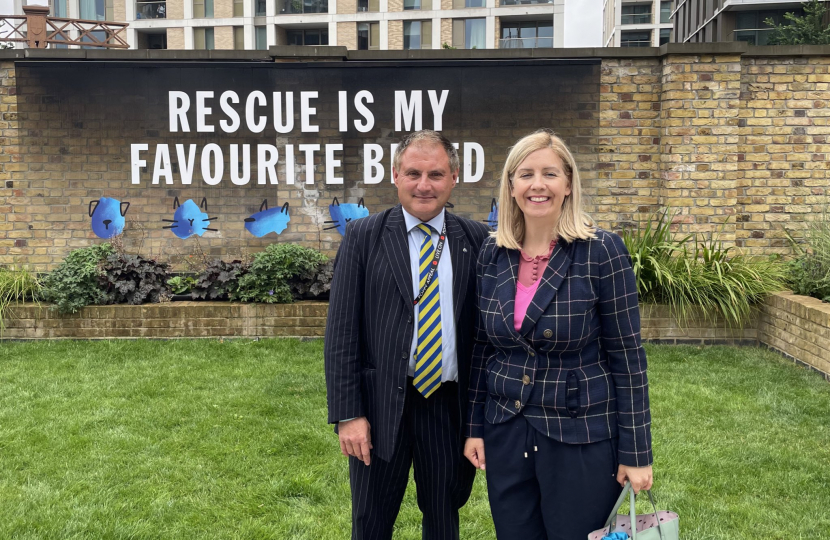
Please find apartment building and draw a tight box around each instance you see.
[673,0,818,43]
[603,0,674,46]
[36,0,578,50]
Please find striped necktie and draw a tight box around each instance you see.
[414,223,442,398]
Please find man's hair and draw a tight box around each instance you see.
[494,129,596,249]
[393,130,460,174]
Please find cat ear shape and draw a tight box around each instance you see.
[173,197,181,209]
[89,199,100,217]
[491,198,497,211]
[200,197,208,211]
[260,199,268,212]
[332,197,340,206]
[281,202,289,214]
[120,201,130,217]
[358,198,365,208]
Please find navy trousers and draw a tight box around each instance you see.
[349,381,475,540]
[483,414,623,540]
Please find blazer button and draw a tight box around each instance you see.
[398,386,405,393]
[543,329,553,338]
[528,351,535,357]
[402,351,409,359]
[514,400,522,409]
[522,375,531,385]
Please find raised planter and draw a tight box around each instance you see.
[2,293,827,381]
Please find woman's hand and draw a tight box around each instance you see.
[463,438,486,470]
[616,464,653,494]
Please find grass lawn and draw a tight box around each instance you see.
[0,340,828,539]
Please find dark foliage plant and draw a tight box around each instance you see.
[192,259,249,300]
[100,253,172,306]
[41,243,115,314]
[236,244,327,304]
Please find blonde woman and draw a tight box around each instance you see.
[463,130,653,540]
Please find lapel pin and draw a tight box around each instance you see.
[463,248,468,253]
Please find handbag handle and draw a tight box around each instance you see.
[603,482,666,540]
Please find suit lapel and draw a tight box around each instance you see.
[446,215,470,324]
[382,205,415,314]
[519,240,573,337]
[495,246,522,339]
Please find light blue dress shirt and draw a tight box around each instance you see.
[401,207,457,383]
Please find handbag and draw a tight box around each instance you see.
[588,482,679,540]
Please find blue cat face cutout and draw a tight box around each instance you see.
[325,197,370,236]
[485,198,499,231]
[245,200,290,237]
[89,197,129,239]
[163,197,217,239]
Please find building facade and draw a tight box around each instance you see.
[36,0,580,50]
[603,0,674,46]
[672,0,821,44]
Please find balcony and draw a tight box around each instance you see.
[280,0,328,14]
[621,13,650,24]
[136,0,166,19]
[499,0,554,5]
[499,36,553,48]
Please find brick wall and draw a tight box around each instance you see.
[167,0,184,19]
[388,0,403,10]
[114,0,126,22]
[758,292,830,379]
[338,0,356,14]
[337,22,357,49]
[215,0,234,18]
[167,28,185,49]
[388,20,403,50]
[440,18,451,47]
[214,26,234,49]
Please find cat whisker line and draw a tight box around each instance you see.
[162,225,177,230]
[205,228,219,232]
[323,225,340,231]
[162,219,178,223]
[204,217,218,221]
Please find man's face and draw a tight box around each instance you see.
[393,142,458,222]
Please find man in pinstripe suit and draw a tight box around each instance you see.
[325,130,490,540]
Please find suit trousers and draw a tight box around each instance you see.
[483,414,623,540]
[349,381,474,540]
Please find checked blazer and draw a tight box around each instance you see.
[325,204,490,463]
[466,229,653,467]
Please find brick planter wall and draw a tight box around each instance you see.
[3,293,827,381]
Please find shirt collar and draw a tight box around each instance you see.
[402,207,445,235]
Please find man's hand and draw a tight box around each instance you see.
[463,438,486,470]
[616,464,653,494]
[339,417,373,466]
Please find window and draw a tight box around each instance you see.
[453,0,483,8]
[256,0,266,15]
[281,0,328,13]
[357,0,380,11]
[452,18,485,49]
[499,0,553,5]
[286,28,329,45]
[660,28,670,44]
[194,27,215,49]
[660,1,672,23]
[404,0,421,9]
[255,25,267,49]
[136,0,166,19]
[357,22,380,50]
[733,9,800,45]
[621,4,651,25]
[193,0,213,18]
[80,0,109,19]
[53,0,67,17]
[234,0,243,16]
[620,30,651,46]
[500,20,552,48]
[234,26,245,49]
[404,20,432,49]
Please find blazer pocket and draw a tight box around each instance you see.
[566,370,580,419]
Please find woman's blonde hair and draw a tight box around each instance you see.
[494,129,596,249]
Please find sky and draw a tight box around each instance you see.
[1,0,603,47]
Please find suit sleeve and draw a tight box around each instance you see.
[466,239,495,439]
[324,220,366,424]
[596,231,653,467]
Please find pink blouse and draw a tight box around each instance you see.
[514,240,556,331]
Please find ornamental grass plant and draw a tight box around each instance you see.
[622,209,787,327]
[0,266,41,334]
[786,210,830,302]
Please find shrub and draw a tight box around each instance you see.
[622,209,787,327]
[41,243,114,314]
[100,253,172,306]
[236,244,327,304]
[785,211,830,302]
[192,260,249,300]
[167,275,198,295]
[0,266,41,334]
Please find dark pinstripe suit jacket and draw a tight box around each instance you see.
[466,229,653,467]
[325,204,490,462]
